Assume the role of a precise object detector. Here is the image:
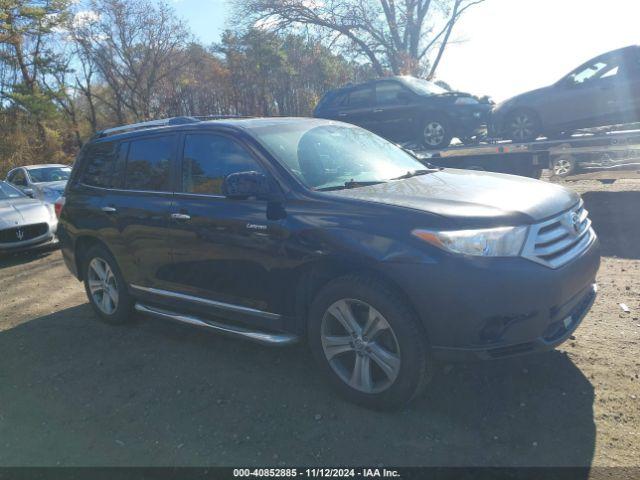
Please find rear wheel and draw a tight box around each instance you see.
[420,115,453,150]
[308,275,432,410]
[505,109,541,143]
[83,244,134,324]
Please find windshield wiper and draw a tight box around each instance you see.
[391,169,436,180]
[316,180,388,192]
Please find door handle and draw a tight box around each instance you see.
[373,109,384,113]
[101,206,117,213]
[171,213,191,221]
[338,112,348,117]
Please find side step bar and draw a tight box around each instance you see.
[134,303,299,347]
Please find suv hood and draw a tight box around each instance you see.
[328,170,579,225]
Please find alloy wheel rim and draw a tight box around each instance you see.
[554,158,572,175]
[510,114,535,141]
[320,299,401,394]
[424,122,445,146]
[88,258,119,315]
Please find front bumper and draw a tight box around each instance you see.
[0,222,58,254]
[383,235,601,361]
[430,282,597,361]
[488,107,510,138]
[0,235,59,254]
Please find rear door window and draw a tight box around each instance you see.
[375,81,407,105]
[125,135,176,192]
[181,134,265,195]
[346,86,374,108]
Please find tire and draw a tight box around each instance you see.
[505,109,542,143]
[551,155,576,177]
[83,244,134,325]
[308,275,432,410]
[420,115,453,150]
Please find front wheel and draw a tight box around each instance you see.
[308,275,432,410]
[505,110,542,143]
[420,115,453,150]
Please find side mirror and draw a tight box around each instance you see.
[223,171,282,201]
[23,188,35,198]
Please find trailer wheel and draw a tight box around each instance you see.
[551,155,576,177]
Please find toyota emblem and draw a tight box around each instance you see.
[570,212,581,234]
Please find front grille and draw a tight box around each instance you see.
[0,223,49,244]
[521,201,595,269]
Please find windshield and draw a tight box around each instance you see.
[401,76,448,96]
[252,123,427,190]
[0,181,25,199]
[563,58,620,86]
[27,166,71,183]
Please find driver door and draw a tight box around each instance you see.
[165,131,290,329]
[551,53,627,130]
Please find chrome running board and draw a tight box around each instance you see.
[134,303,299,347]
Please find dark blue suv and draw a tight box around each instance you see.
[314,76,492,149]
[58,116,600,409]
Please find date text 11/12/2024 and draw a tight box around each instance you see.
[233,468,401,478]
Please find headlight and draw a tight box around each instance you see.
[454,97,479,106]
[46,203,56,220]
[412,226,528,257]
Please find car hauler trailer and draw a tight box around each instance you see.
[409,126,640,180]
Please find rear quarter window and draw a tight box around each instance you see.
[80,142,118,188]
[319,91,348,110]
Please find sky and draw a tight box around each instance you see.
[170,0,640,102]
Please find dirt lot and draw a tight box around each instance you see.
[1,177,639,469]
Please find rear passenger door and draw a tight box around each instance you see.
[70,135,178,291]
[165,131,288,329]
[373,80,416,141]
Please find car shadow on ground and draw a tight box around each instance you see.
[0,247,58,269]
[1,304,594,469]
[582,190,640,260]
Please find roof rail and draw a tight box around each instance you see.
[97,116,200,138]
[192,115,254,121]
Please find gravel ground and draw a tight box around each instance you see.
[0,176,639,468]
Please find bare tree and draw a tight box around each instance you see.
[71,0,191,122]
[235,0,484,77]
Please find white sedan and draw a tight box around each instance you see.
[0,181,58,254]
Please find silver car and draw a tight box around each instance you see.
[0,181,58,254]
[5,164,71,204]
